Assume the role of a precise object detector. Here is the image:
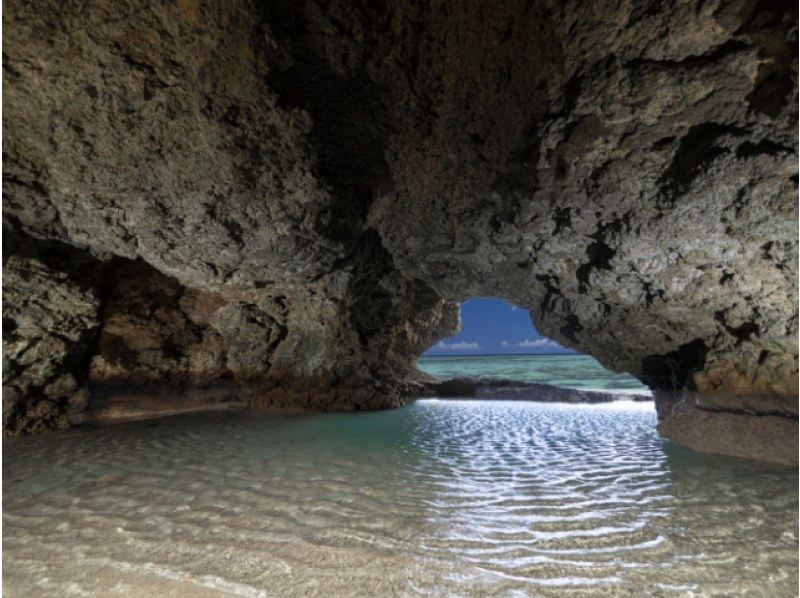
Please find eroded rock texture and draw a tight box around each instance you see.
[3,227,101,433]
[3,0,797,461]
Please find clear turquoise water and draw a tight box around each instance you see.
[4,401,797,596]
[419,354,651,393]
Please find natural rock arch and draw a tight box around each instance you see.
[3,0,797,462]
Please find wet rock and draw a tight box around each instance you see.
[84,382,248,424]
[435,378,482,398]
[3,387,71,436]
[655,391,798,466]
[429,377,641,404]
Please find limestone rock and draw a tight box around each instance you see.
[2,0,797,461]
[368,0,799,396]
[430,378,634,404]
[3,0,336,292]
[655,391,798,466]
[3,255,99,390]
[89,260,230,384]
[2,251,100,435]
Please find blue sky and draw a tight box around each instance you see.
[423,298,577,356]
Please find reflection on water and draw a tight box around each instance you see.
[4,400,797,596]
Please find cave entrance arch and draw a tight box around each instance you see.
[417,298,650,395]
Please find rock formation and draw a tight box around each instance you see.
[3,0,797,462]
[431,378,648,403]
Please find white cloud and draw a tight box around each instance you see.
[500,338,564,350]
[519,338,557,348]
[436,340,481,351]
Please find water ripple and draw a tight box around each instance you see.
[4,400,797,596]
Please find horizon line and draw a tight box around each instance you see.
[420,352,580,358]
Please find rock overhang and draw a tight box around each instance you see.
[2,0,797,462]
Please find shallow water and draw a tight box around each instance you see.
[418,355,651,393]
[4,400,797,597]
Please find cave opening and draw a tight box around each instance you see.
[417,298,650,395]
[422,298,573,357]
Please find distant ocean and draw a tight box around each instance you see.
[418,353,651,395]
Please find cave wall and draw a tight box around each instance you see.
[368,0,798,397]
[3,0,797,460]
[2,228,101,433]
[3,0,460,428]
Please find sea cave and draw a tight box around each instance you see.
[2,0,798,594]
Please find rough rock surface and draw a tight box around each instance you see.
[89,260,229,385]
[3,230,101,434]
[655,391,798,465]
[2,0,797,461]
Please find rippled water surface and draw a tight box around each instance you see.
[4,401,797,597]
[418,355,651,393]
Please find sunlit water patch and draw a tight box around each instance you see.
[4,401,797,596]
[418,354,651,393]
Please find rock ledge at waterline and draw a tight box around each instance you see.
[429,378,650,403]
[3,0,797,464]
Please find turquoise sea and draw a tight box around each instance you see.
[418,353,651,394]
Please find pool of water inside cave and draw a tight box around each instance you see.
[3,400,797,596]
